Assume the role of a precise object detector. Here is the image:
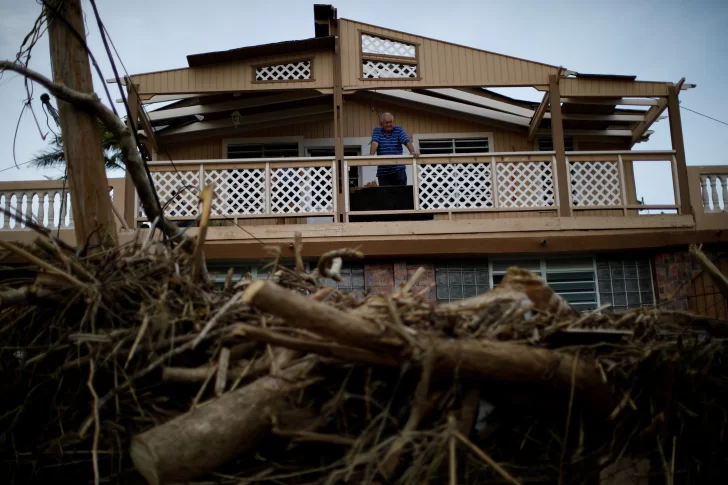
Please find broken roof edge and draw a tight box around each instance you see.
[186,36,335,68]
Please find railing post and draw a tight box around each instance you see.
[700,175,712,212]
[549,74,571,217]
[720,175,728,212]
[264,162,271,215]
[667,84,692,215]
[48,191,57,229]
[38,191,46,227]
[710,174,721,212]
[617,155,628,216]
[412,159,420,210]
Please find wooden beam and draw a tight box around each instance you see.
[559,78,669,97]
[333,18,345,223]
[630,79,684,145]
[630,99,668,144]
[370,90,530,127]
[550,75,571,217]
[136,97,159,153]
[159,104,333,136]
[47,0,117,248]
[427,88,535,118]
[560,113,646,122]
[667,84,692,215]
[124,83,139,228]
[561,97,660,106]
[159,112,334,143]
[528,92,550,142]
[147,92,327,122]
[537,129,641,137]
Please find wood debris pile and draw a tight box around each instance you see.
[1,235,727,485]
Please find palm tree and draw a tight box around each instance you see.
[31,121,124,171]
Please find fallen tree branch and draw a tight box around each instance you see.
[131,360,316,485]
[241,280,611,412]
[0,60,182,243]
[690,245,728,302]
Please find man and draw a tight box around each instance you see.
[369,112,419,186]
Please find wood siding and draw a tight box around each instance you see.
[159,96,532,160]
[130,50,334,96]
[340,19,560,89]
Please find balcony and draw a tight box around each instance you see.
[1,151,723,257]
[137,150,685,222]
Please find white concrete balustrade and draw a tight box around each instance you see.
[700,174,728,212]
[0,188,73,231]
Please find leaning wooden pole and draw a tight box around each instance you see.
[47,0,117,248]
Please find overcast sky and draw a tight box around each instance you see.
[1,0,727,206]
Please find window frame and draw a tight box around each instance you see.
[413,132,495,155]
[222,136,305,159]
[488,256,601,311]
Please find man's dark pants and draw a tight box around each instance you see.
[377,169,407,186]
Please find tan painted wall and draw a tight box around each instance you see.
[339,19,559,89]
[160,96,532,160]
[130,50,334,96]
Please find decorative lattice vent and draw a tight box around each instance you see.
[363,60,417,79]
[255,60,311,82]
[361,34,416,58]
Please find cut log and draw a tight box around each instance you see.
[131,360,315,485]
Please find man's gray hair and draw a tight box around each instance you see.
[379,112,394,122]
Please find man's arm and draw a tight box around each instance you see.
[369,141,379,155]
[405,141,419,157]
[399,128,419,157]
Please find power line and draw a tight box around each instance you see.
[681,105,728,127]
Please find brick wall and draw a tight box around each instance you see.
[653,250,728,318]
[364,262,435,299]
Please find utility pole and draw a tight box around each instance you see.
[47,0,117,248]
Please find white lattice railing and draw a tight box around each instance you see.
[699,173,727,213]
[344,154,558,218]
[566,152,679,214]
[139,158,337,222]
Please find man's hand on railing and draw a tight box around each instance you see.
[409,151,420,157]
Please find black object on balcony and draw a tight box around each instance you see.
[348,185,433,222]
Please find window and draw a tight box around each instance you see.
[596,258,654,311]
[491,257,599,312]
[418,137,490,155]
[435,261,490,303]
[322,263,366,298]
[538,137,574,152]
[227,142,299,159]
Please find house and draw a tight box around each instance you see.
[1,4,726,318]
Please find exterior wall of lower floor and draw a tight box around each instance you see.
[208,248,728,318]
[653,249,728,318]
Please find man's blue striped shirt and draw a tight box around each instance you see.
[371,126,410,176]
